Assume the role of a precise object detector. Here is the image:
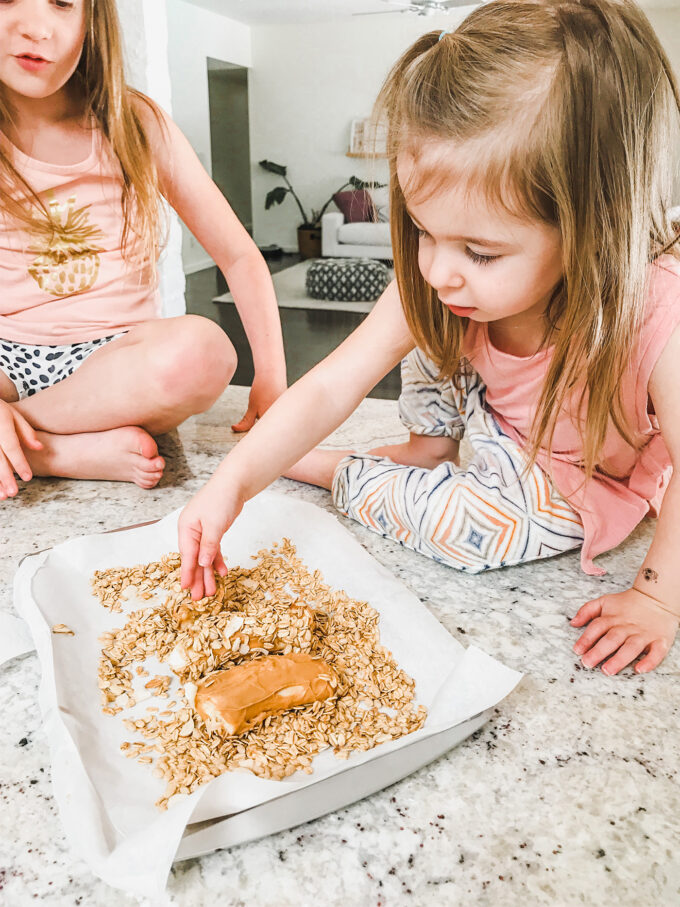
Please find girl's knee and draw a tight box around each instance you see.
[420,525,498,573]
[185,315,237,381]
[153,316,237,408]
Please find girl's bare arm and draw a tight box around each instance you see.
[571,321,680,674]
[178,280,415,598]
[146,104,287,429]
[633,322,680,612]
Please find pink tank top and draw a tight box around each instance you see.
[0,127,160,345]
[463,255,680,575]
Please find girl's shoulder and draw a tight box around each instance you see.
[650,253,680,291]
[636,254,680,374]
[647,254,680,318]
[127,91,179,186]
[128,91,170,145]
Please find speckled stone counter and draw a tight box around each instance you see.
[1,386,678,906]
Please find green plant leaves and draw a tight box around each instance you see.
[349,176,387,190]
[258,162,386,227]
[265,186,290,209]
[259,160,287,177]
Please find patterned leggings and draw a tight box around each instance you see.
[331,349,584,572]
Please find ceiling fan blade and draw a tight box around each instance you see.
[353,0,477,17]
[352,7,412,15]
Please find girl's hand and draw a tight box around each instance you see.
[0,401,43,499]
[232,373,287,433]
[570,587,678,675]
[177,476,243,600]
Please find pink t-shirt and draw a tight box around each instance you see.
[0,127,160,345]
[463,255,680,575]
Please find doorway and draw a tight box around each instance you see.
[207,59,253,236]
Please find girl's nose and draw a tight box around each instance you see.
[17,3,52,42]
[423,248,465,292]
[20,21,52,43]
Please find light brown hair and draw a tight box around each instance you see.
[376,0,680,479]
[0,0,166,270]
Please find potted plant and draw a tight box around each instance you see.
[259,160,385,259]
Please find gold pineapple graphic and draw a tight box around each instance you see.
[28,194,104,297]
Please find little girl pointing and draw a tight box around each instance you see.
[179,0,680,676]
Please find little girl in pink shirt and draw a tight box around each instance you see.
[179,0,680,676]
[0,0,286,491]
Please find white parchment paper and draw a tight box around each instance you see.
[8,491,522,898]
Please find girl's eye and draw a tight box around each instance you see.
[465,248,500,266]
[415,228,430,239]
[55,0,75,8]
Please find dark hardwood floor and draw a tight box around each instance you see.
[184,259,400,400]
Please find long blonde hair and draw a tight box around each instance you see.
[0,0,165,269]
[377,0,680,479]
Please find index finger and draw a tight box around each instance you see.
[13,409,43,452]
[1,431,32,482]
[178,520,201,591]
[570,597,604,627]
[214,549,228,577]
[202,564,217,598]
[0,411,33,481]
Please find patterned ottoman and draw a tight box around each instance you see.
[305,257,390,302]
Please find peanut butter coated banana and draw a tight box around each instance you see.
[195,653,339,736]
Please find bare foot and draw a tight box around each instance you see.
[283,448,351,489]
[369,438,461,469]
[28,426,166,488]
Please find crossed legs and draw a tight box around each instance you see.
[0,315,236,491]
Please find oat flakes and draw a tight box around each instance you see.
[94,541,427,809]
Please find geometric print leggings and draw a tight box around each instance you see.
[331,348,584,573]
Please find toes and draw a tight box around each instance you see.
[133,428,159,460]
[136,471,163,490]
[136,461,165,488]
[132,442,165,487]
[139,456,165,473]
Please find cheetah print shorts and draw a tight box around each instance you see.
[0,333,126,399]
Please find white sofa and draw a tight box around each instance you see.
[322,205,680,260]
[321,211,392,260]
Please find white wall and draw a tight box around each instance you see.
[249,12,470,251]
[647,7,680,67]
[646,7,680,203]
[165,2,680,264]
[117,0,186,316]
[166,0,252,273]
[248,6,680,252]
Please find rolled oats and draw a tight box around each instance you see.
[95,540,427,810]
[52,623,75,635]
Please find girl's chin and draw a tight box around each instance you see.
[2,79,59,101]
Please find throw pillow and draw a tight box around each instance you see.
[306,258,390,302]
[369,185,390,223]
[333,189,375,223]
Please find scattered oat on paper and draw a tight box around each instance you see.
[93,543,427,810]
[52,623,75,635]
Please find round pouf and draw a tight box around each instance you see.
[305,257,390,302]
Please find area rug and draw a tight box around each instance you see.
[214,260,394,314]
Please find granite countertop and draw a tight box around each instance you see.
[0,386,677,906]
